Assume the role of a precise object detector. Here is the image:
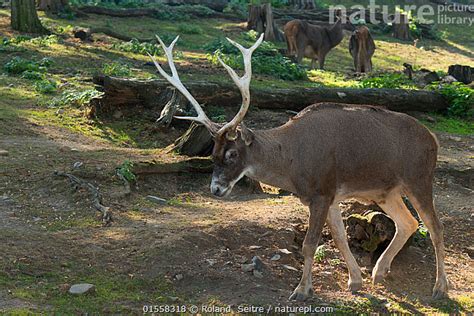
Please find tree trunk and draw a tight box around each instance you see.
[247,5,264,34]
[37,0,69,13]
[92,76,450,115]
[448,64,473,84]
[11,0,48,34]
[392,13,410,41]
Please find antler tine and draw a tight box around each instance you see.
[216,33,264,135]
[148,35,215,131]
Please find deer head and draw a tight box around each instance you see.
[149,34,264,197]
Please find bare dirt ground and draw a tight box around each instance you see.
[0,109,473,314]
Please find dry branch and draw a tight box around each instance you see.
[54,171,113,226]
[74,27,153,42]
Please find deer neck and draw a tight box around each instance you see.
[245,129,296,192]
[326,20,343,47]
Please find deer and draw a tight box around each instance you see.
[284,12,353,69]
[148,34,448,301]
[349,25,376,73]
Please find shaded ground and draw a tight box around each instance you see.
[0,107,472,314]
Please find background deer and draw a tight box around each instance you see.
[349,25,376,73]
[149,34,448,301]
[284,12,353,69]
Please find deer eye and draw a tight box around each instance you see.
[225,149,238,161]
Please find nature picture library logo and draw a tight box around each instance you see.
[328,0,474,26]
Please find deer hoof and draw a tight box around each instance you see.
[372,266,389,284]
[289,287,314,301]
[348,279,362,292]
[432,280,448,300]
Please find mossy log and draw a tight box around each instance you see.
[92,75,449,115]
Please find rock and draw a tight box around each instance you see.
[169,296,179,302]
[253,270,263,278]
[205,259,217,266]
[283,265,299,272]
[270,254,281,261]
[73,161,83,169]
[448,136,462,142]
[56,109,65,115]
[249,245,262,250]
[175,274,183,281]
[279,248,292,255]
[146,195,167,204]
[252,256,264,272]
[241,263,255,272]
[441,75,457,84]
[0,149,8,157]
[69,283,95,294]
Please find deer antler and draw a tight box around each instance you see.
[149,34,263,136]
[216,33,264,136]
[148,35,216,132]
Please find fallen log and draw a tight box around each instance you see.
[74,27,153,42]
[92,75,449,114]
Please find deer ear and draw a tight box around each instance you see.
[240,123,254,146]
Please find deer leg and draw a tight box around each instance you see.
[296,41,306,64]
[406,188,448,299]
[318,53,326,70]
[372,192,419,284]
[327,207,363,292]
[290,196,331,301]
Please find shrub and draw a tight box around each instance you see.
[433,83,474,118]
[30,35,60,46]
[34,79,57,94]
[113,39,161,56]
[46,89,104,108]
[359,73,416,89]
[21,71,45,81]
[4,57,52,74]
[205,36,307,81]
[102,62,132,77]
[117,160,136,182]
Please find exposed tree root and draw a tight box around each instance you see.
[54,171,113,226]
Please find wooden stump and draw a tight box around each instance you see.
[171,122,214,157]
[156,87,188,128]
[448,65,473,84]
[247,3,284,42]
[392,13,410,41]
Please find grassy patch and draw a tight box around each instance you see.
[422,115,474,135]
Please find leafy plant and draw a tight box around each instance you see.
[359,73,416,89]
[30,35,60,46]
[102,62,132,77]
[314,245,326,262]
[113,39,161,56]
[45,89,104,108]
[117,160,136,182]
[4,57,52,74]
[34,79,57,94]
[432,83,474,118]
[21,71,45,81]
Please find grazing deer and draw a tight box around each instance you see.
[349,25,376,73]
[284,14,352,69]
[149,35,448,301]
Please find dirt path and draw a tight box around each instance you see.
[0,121,473,313]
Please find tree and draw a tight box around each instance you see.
[11,0,48,34]
[37,0,70,14]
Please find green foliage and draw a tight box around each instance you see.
[102,62,132,77]
[422,114,474,135]
[432,83,474,118]
[314,245,326,262]
[21,71,45,81]
[207,106,227,123]
[113,39,161,56]
[34,80,58,94]
[205,36,307,81]
[359,73,416,89]
[45,89,104,108]
[30,35,60,46]
[4,57,52,75]
[117,160,136,182]
[177,23,203,35]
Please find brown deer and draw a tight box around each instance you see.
[284,14,351,69]
[149,35,448,301]
[349,25,376,73]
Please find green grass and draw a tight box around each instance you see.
[422,115,474,135]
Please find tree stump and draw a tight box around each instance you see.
[156,87,188,128]
[37,0,69,13]
[392,13,410,41]
[171,122,214,157]
[247,3,284,42]
[448,65,473,84]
